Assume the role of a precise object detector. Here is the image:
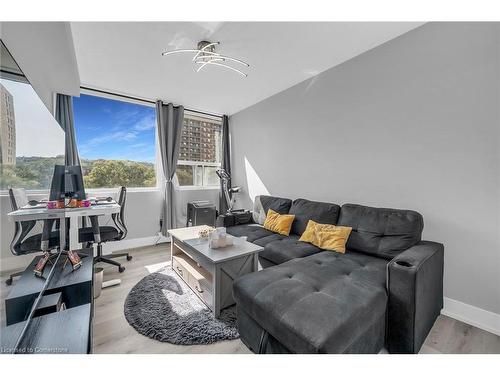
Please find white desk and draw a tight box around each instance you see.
[7,204,121,251]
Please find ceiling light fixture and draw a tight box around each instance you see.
[162,41,249,77]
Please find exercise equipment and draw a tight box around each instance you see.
[216,169,242,214]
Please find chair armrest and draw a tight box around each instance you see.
[387,240,444,353]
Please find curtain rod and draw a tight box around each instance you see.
[80,86,224,118]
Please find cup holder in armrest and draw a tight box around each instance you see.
[394,260,414,268]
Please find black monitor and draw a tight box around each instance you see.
[49,165,86,201]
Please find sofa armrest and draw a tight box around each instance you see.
[387,241,444,353]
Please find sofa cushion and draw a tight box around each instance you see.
[258,235,323,266]
[253,233,287,247]
[253,195,293,225]
[233,251,388,353]
[288,198,340,235]
[260,195,293,214]
[338,204,423,259]
[226,224,275,243]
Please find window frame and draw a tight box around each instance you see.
[175,110,223,189]
[75,89,162,194]
[0,84,224,196]
[175,160,222,191]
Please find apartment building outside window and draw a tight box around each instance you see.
[0,82,16,166]
[176,112,222,187]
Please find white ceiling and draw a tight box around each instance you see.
[1,22,80,112]
[71,22,423,115]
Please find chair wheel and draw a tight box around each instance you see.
[5,278,12,286]
[126,255,132,261]
[119,266,126,273]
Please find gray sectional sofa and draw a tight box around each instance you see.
[227,195,444,354]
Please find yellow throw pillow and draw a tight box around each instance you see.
[299,220,352,253]
[314,223,352,253]
[298,219,317,243]
[263,209,295,236]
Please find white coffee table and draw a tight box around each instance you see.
[168,226,263,318]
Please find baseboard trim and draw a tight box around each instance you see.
[441,297,500,336]
[101,235,169,254]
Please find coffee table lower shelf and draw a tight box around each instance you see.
[172,253,214,310]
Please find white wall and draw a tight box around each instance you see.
[90,187,219,253]
[230,23,500,316]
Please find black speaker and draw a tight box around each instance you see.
[216,211,252,227]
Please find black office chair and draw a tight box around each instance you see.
[6,188,60,286]
[78,186,132,273]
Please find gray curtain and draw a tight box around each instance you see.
[219,115,231,213]
[156,101,184,235]
[55,93,80,166]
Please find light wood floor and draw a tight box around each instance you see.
[3,245,500,354]
[92,244,250,354]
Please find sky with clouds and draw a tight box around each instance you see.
[73,94,156,163]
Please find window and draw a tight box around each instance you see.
[73,93,157,189]
[0,78,65,190]
[176,112,222,187]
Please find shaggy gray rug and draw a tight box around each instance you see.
[124,265,239,345]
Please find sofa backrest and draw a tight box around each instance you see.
[288,198,341,236]
[338,204,424,259]
[252,195,293,225]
